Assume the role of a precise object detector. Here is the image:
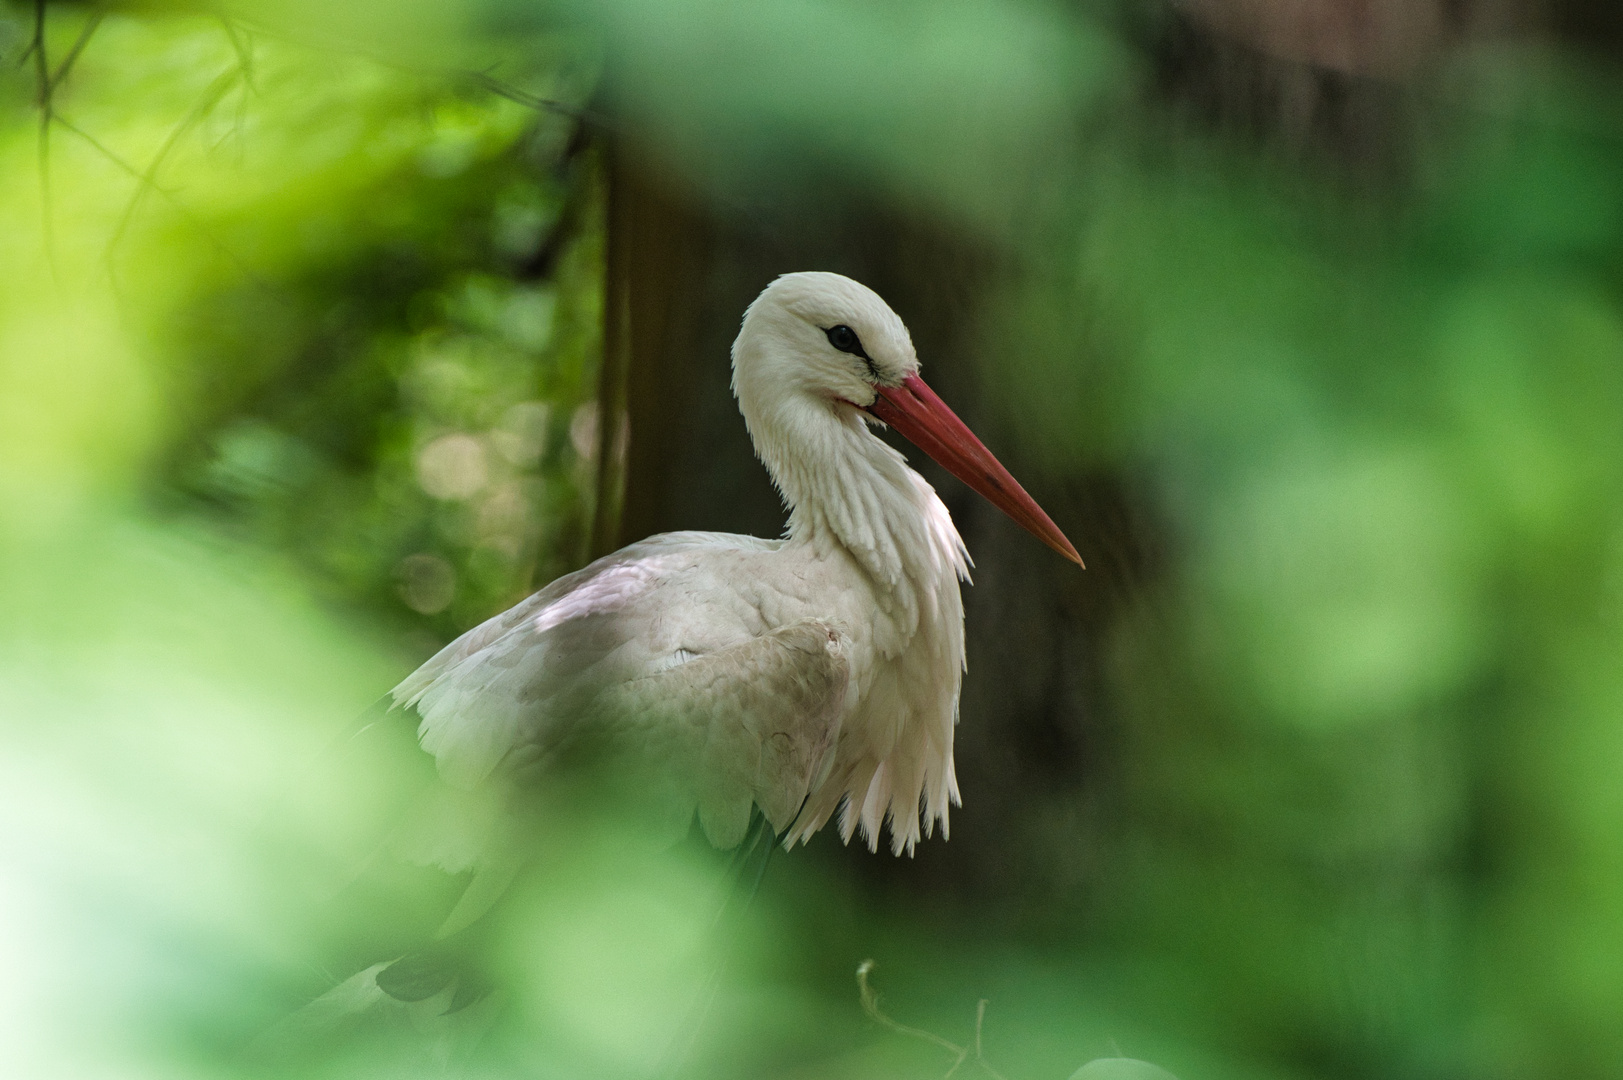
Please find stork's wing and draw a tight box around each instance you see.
[391,535,848,850]
[590,619,849,849]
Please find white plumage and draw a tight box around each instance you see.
[392,271,1077,857]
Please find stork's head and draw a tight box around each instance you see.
[733,271,1083,567]
[733,271,917,409]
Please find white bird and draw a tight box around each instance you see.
[391,271,1080,861]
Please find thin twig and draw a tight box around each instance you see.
[53,114,152,183]
[106,63,242,264]
[218,15,255,159]
[15,11,38,67]
[46,9,102,96]
[856,962,1008,1080]
[462,70,614,130]
[858,961,970,1072]
[160,9,606,133]
[32,0,55,276]
[219,15,256,94]
[29,0,47,108]
[57,112,273,292]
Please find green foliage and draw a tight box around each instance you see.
[985,62,1623,1077]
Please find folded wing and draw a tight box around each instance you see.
[595,618,849,848]
[392,536,849,850]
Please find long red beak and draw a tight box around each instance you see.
[863,374,1083,567]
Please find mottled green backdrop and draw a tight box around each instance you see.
[4,2,1623,1079]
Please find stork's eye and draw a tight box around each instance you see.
[825,324,863,356]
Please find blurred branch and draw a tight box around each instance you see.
[53,114,172,192]
[32,0,53,274]
[857,960,1007,1080]
[107,62,243,266]
[462,70,614,131]
[514,116,595,281]
[53,112,270,291]
[28,2,104,277]
[47,8,102,96]
[218,15,256,95]
[18,0,42,68]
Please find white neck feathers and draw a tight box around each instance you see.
[729,275,970,619]
[748,393,969,623]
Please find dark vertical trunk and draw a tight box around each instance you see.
[595,146,722,556]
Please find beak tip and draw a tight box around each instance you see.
[875,374,1087,571]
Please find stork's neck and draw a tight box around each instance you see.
[751,402,969,616]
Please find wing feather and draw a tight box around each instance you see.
[390,536,842,847]
[598,619,849,848]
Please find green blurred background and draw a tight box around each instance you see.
[5,1,1623,1077]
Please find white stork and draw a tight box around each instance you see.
[392,271,1080,860]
